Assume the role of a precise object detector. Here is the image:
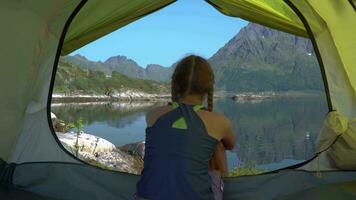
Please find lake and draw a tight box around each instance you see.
[51,94,328,172]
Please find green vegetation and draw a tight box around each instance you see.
[228,161,264,177]
[54,59,168,95]
[67,118,84,157]
[86,159,113,170]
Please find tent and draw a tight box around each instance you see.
[0,0,355,199]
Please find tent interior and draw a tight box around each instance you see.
[0,0,355,199]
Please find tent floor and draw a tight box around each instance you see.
[4,161,356,200]
[0,185,56,200]
[1,181,356,200]
[276,181,356,199]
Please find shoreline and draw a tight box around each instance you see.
[51,93,224,103]
[231,90,323,102]
[51,93,171,103]
[51,90,322,103]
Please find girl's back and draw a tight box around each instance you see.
[135,55,235,200]
[136,103,218,200]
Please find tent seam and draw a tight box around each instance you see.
[283,0,333,112]
[46,0,88,165]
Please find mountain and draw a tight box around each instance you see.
[63,22,323,92]
[64,55,171,82]
[63,54,110,74]
[209,23,323,92]
[104,56,146,79]
[54,59,168,94]
[145,64,173,82]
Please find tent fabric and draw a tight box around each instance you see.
[351,0,356,11]
[205,0,308,37]
[0,0,356,199]
[9,161,356,200]
[286,0,356,119]
[315,111,351,152]
[276,181,356,200]
[0,185,57,200]
[0,0,83,163]
[206,0,356,118]
[0,159,5,179]
[301,111,356,171]
[61,0,175,55]
[9,109,80,163]
[325,115,356,169]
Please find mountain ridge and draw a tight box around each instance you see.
[63,23,323,92]
[54,59,168,95]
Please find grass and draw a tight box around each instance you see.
[86,158,113,170]
[228,161,264,177]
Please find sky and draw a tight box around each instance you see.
[71,0,247,67]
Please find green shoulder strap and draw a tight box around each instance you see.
[171,102,204,130]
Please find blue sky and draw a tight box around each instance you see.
[71,0,247,67]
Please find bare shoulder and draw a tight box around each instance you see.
[146,105,172,127]
[197,110,233,141]
[199,110,231,125]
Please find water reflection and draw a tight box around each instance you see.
[52,102,161,128]
[51,94,328,171]
[214,94,328,170]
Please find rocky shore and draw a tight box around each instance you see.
[231,91,319,103]
[52,112,145,174]
[51,101,157,110]
[232,93,274,103]
[56,131,145,174]
[52,90,170,103]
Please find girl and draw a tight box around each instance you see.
[135,55,235,200]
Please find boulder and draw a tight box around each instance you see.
[119,141,145,159]
[56,132,143,174]
[51,112,67,132]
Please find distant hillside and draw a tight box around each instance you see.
[104,56,147,79]
[63,55,110,74]
[209,23,323,92]
[64,23,324,92]
[54,59,168,95]
[64,55,172,82]
[145,64,173,82]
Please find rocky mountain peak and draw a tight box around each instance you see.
[105,55,136,65]
[212,23,314,61]
[73,54,89,61]
[146,64,164,71]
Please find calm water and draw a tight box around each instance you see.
[51,94,328,171]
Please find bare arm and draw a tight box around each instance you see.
[221,117,236,150]
[145,109,156,127]
[209,115,236,177]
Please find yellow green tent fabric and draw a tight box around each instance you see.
[206,0,308,37]
[61,0,174,55]
[1,0,356,199]
[286,0,356,118]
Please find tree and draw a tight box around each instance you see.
[67,118,84,157]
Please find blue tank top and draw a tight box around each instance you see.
[136,103,219,200]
